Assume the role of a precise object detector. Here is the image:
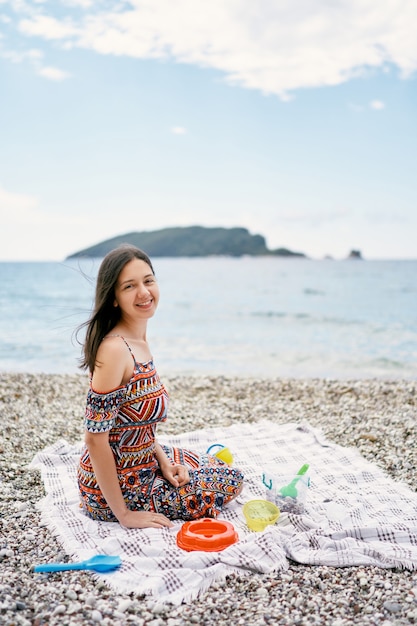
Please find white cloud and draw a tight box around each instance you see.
[0,28,70,79]
[0,184,38,211]
[0,185,96,233]
[37,64,70,79]
[19,14,79,40]
[1,47,43,63]
[0,184,96,260]
[170,126,187,135]
[349,99,386,112]
[63,0,94,8]
[11,0,417,98]
[369,99,385,110]
[0,45,71,79]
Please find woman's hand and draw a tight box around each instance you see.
[162,463,190,488]
[154,442,190,487]
[117,509,174,529]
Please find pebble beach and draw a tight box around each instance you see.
[1,372,417,626]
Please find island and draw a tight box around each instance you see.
[347,249,363,260]
[66,226,307,259]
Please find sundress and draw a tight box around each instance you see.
[77,338,244,522]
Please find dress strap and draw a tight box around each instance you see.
[107,334,137,365]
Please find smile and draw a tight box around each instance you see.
[136,300,152,307]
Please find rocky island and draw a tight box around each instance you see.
[66,226,306,259]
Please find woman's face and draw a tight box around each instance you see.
[113,258,160,320]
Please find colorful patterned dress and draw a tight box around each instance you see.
[77,340,244,522]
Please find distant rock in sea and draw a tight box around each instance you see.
[347,249,363,260]
[66,226,307,259]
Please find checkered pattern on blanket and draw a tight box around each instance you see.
[29,421,417,604]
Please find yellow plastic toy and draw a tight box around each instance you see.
[243,499,280,532]
[206,443,233,466]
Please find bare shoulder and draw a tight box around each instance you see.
[92,336,132,391]
[99,335,130,358]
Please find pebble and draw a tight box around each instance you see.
[0,548,14,557]
[52,604,67,615]
[91,609,103,622]
[1,372,417,625]
[152,601,168,614]
[383,601,403,613]
[16,601,27,611]
[117,598,133,612]
[66,589,78,601]
[255,587,269,597]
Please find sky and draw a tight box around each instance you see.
[1,0,416,261]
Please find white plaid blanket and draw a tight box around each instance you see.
[29,420,417,604]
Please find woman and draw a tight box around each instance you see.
[77,244,244,528]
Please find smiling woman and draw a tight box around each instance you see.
[75,244,244,530]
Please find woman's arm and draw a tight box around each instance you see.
[86,340,173,528]
[85,431,173,529]
[155,442,190,488]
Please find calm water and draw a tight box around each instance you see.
[1,257,416,379]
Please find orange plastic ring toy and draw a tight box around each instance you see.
[176,518,238,552]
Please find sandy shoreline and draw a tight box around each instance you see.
[1,372,417,625]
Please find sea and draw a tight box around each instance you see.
[1,257,416,380]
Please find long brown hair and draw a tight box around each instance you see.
[77,244,155,372]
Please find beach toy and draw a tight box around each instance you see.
[33,554,122,574]
[263,466,310,514]
[279,463,310,498]
[206,443,233,465]
[176,518,238,552]
[243,499,280,532]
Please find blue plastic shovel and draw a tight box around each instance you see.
[34,554,122,573]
